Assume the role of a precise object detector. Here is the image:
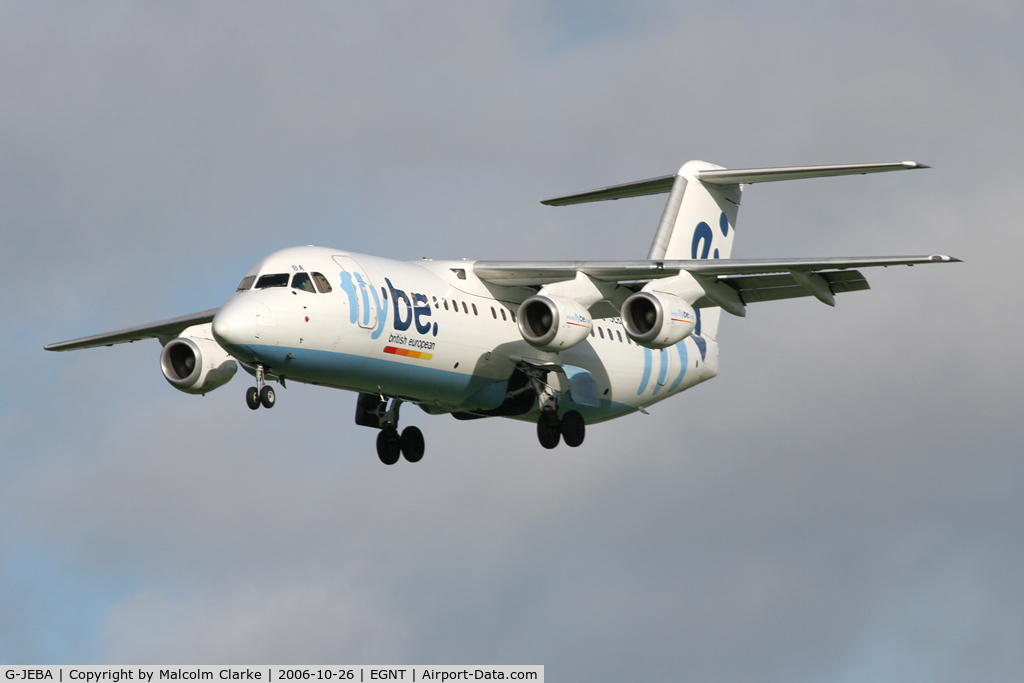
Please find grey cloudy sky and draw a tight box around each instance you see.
[2,1,1022,680]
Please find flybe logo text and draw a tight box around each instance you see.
[386,278,438,337]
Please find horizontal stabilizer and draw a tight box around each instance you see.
[697,161,929,185]
[44,309,219,351]
[541,174,675,206]
[540,161,928,205]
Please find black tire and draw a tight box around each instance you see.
[400,426,425,463]
[537,413,561,449]
[376,427,401,465]
[561,410,585,447]
[246,386,260,410]
[260,385,276,409]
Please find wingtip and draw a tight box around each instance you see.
[903,161,931,169]
[929,254,961,263]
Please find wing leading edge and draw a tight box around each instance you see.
[476,255,959,315]
[473,255,959,287]
[44,309,219,351]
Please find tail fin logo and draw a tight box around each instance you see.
[691,213,730,336]
[692,212,730,260]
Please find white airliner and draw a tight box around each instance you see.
[47,161,959,463]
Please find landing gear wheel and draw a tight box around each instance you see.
[537,413,561,449]
[259,385,276,409]
[246,386,260,410]
[400,426,425,463]
[376,427,401,465]
[560,410,585,448]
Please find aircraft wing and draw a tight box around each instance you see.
[473,255,960,286]
[44,309,219,351]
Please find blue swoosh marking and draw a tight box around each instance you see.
[667,341,688,392]
[693,335,706,361]
[637,347,652,395]
[653,348,669,395]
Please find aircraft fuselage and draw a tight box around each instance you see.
[212,246,718,424]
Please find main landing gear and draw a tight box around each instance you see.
[537,409,585,449]
[355,393,426,465]
[521,363,586,450]
[245,364,277,410]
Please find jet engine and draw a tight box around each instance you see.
[516,295,593,352]
[160,327,238,395]
[621,291,697,348]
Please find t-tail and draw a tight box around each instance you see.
[542,160,929,340]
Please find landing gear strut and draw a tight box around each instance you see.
[357,393,426,465]
[246,364,276,410]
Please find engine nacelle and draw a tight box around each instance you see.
[621,291,697,348]
[516,295,593,352]
[160,328,238,395]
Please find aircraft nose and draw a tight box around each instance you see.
[212,299,257,349]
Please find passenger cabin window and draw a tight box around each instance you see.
[462,301,468,314]
[491,307,497,319]
[599,328,604,339]
[500,309,507,321]
[381,287,388,301]
[616,330,623,342]
[472,303,478,316]
[292,273,316,293]
[236,275,256,292]
[311,272,332,293]
[256,273,289,289]
[433,296,439,308]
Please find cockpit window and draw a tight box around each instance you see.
[311,272,332,293]
[236,275,256,292]
[255,273,289,289]
[292,272,316,293]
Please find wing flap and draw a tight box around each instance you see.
[45,309,219,351]
[694,270,870,308]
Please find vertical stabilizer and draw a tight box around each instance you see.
[539,160,929,341]
[648,161,743,339]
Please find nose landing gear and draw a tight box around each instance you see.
[356,393,426,465]
[246,364,277,410]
